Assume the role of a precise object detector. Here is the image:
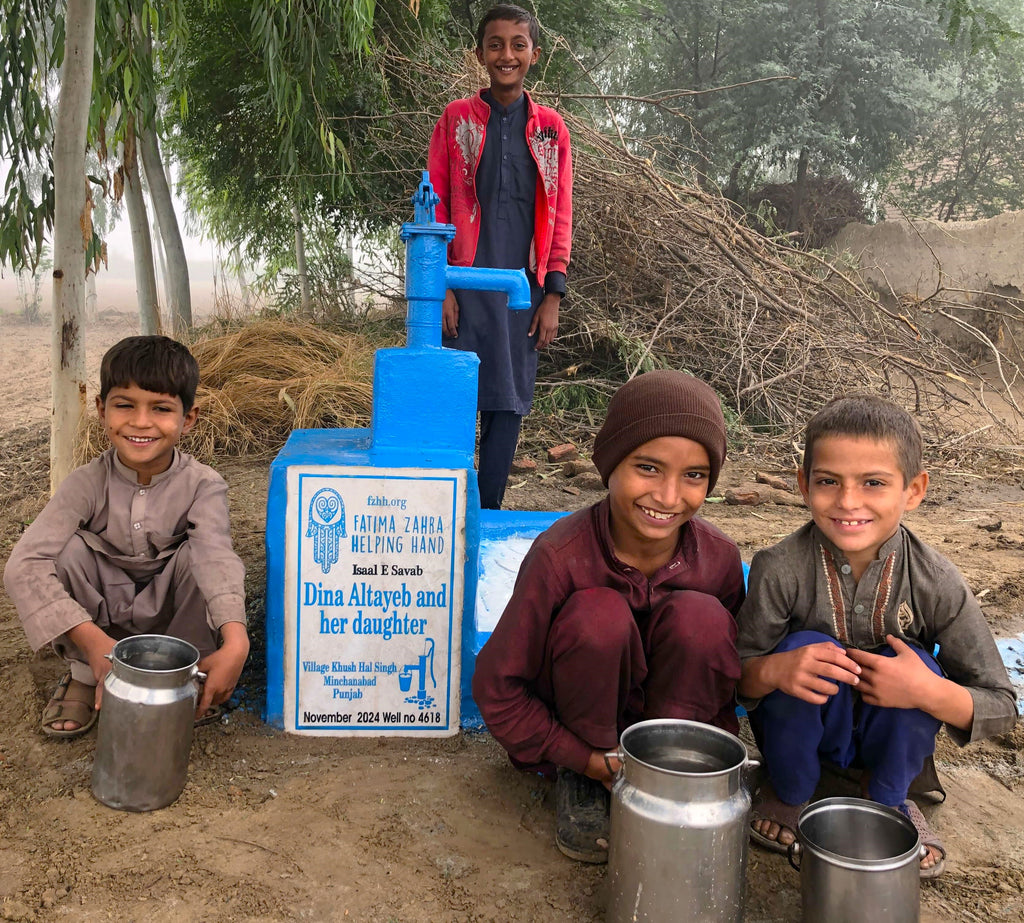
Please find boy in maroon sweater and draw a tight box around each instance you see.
[472,370,744,863]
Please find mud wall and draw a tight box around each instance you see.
[832,212,1024,358]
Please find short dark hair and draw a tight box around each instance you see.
[99,336,200,413]
[803,394,924,486]
[476,4,540,49]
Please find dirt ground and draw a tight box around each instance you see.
[1,315,1024,922]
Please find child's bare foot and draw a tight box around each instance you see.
[749,782,805,853]
[41,672,98,738]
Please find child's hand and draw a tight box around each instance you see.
[196,623,250,718]
[442,290,460,338]
[584,749,622,791]
[767,642,862,705]
[529,293,560,350]
[846,635,937,711]
[66,621,116,708]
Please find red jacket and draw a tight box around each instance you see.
[427,90,572,288]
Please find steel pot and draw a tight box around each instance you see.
[788,797,927,923]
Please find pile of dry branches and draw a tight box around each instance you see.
[88,39,1020,471]
[358,42,1024,467]
[553,117,1023,458]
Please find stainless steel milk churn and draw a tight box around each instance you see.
[91,634,206,811]
[607,719,757,923]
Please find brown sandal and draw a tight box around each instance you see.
[749,782,806,855]
[194,704,226,727]
[41,671,98,739]
[899,799,947,880]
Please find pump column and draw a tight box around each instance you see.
[401,175,455,350]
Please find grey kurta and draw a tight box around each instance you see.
[736,521,1017,745]
[4,448,246,652]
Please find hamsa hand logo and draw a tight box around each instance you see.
[307,488,346,574]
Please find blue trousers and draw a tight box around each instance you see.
[748,630,942,807]
[478,411,522,510]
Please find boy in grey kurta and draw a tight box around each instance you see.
[737,394,1016,879]
[4,336,249,737]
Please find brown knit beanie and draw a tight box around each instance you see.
[592,370,727,490]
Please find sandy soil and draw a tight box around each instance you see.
[1,317,1023,922]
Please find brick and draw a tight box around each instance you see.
[510,456,538,473]
[755,471,795,492]
[547,443,578,463]
[724,485,769,506]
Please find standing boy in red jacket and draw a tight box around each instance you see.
[428,3,572,509]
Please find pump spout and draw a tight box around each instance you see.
[446,265,532,311]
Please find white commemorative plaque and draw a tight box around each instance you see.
[283,466,466,735]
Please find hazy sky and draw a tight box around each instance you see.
[1,198,227,319]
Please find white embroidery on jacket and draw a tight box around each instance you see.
[455,118,484,186]
[530,126,559,197]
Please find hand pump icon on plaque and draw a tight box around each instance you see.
[400,638,436,709]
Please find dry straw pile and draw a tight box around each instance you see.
[77,320,390,464]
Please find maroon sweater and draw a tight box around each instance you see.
[472,498,745,771]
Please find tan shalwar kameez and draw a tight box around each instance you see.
[4,448,246,684]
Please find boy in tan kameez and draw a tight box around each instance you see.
[4,336,249,737]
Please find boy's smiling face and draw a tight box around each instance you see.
[97,382,198,485]
[607,435,711,575]
[798,434,928,581]
[475,18,539,105]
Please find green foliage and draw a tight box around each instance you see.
[889,0,1024,218]
[242,0,376,189]
[0,0,56,270]
[263,217,403,322]
[169,0,440,268]
[607,1,948,200]
[533,380,609,422]
[1,0,188,271]
[926,0,1022,52]
[1,0,376,274]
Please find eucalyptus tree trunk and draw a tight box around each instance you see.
[86,272,98,321]
[293,203,313,320]
[123,118,161,335]
[140,126,193,336]
[151,207,169,311]
[50,0,96,492]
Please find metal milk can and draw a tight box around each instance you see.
[91,634,206,812]
[606,719,758,923]
[788,797,926,923]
